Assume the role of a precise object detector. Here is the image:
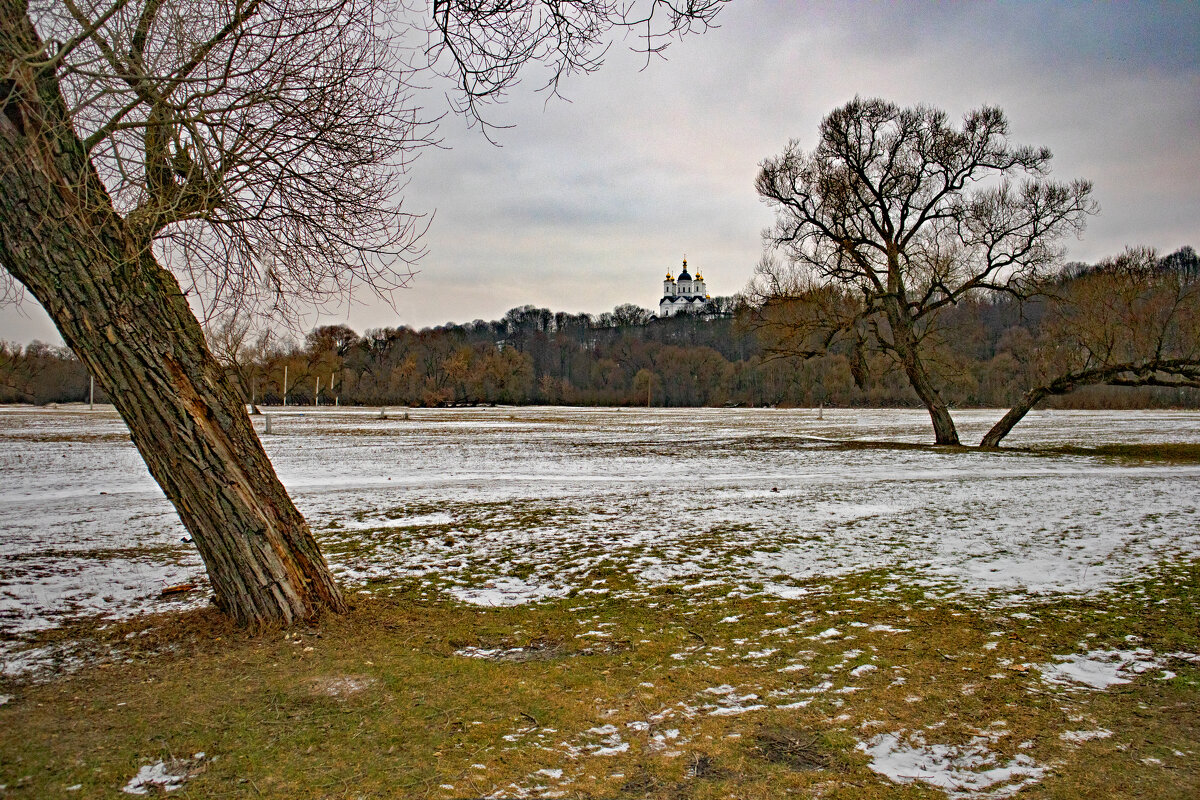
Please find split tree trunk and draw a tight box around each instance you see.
[1,8,346,626]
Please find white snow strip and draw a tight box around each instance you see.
[1059,729,1112,743]
[448,577,568,607]
[709,703,767,716]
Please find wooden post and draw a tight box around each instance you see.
[283,365,288,407]
[265,414,273,435]
[315,377,320,406]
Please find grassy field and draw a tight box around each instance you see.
[2,560,1197,798]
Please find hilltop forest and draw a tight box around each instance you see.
[3,247,1198,411]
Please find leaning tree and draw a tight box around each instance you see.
[981,247,1200,447]
[0,0,728,626]
[754,97,1096,445]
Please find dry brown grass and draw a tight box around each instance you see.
[1,564,1198,798]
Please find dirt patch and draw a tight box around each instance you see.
[684,751,723,779]
[753,725,841,771]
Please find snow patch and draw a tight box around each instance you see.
[1037,649,1165,690]
[1059,729,1112,743]
[857,732,1045,798]
[448,576,568,607]
[122,753,205,795]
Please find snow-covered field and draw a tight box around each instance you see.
[5,405,1200,797]
[2,405,1199,640]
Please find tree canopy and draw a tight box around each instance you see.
[754,97,1097,444]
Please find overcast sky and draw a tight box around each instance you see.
[3,0,1197,343]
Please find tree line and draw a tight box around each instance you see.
[231,244,1200,416]
[6,245,1198,415]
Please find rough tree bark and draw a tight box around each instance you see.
[0,6,346,626]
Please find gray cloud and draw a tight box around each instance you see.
[3,0,1196,341]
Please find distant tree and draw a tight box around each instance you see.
[708,295,739,315]
[306,325,361,360]
[982,247,1200,446]
[1160,245,1200,279]
[0,339,91,403]
[755,97,1096,444]
[631,367,660,406]
[205,312,269,413]
[304,325,359,403]
[610,303,655,327]
[0,0,729,626]
[0,340,28,401]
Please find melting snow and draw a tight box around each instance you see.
[448,576,568,607]
[1038,649,1167,689]
[1060,729,1112,743]
[122,753,205,795]
[857,732,1045,798]
[3,406,1200,645]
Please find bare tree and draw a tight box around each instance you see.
[205,310,270,413]
[981,248,1200,446]
[1,0,728,626]
[0,339,34,400]
[610,303,654,326]
[755,97,1096,444]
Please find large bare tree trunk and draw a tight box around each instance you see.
[884,297,960,446]
[1,9,346,626]
[898,346,960,446]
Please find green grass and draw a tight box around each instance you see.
[2,563,1198,798]
[1033,442,1200,463]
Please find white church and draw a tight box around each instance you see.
[659,258,713,317]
